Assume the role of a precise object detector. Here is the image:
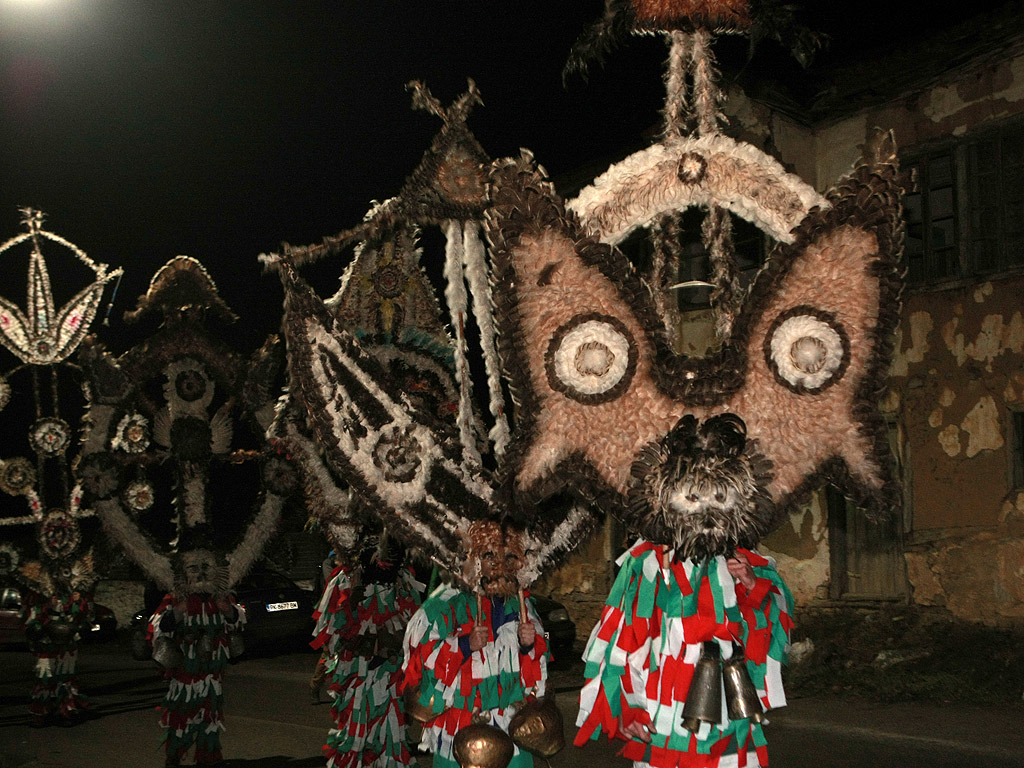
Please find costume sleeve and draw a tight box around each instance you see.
[401,586,471,717]
[147,594,176,643]
[734,548,794,710]
[519,593,548,696]
[225,593,246,631]
[575,544,659,746]
[310,566,355,655]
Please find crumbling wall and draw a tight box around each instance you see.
[760,492,831,604]
[891,276,1024,623]
[771,48,1024,623]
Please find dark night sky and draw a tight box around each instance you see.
[0,1,657,348]
[0,0,1012,349]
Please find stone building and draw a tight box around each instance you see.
[539,5,1024,634]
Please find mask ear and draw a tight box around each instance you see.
[726,129,905,517]
[486,152,681,516]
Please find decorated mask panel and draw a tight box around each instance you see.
[484,130,904,551]
[175,548,227,597]
[462,520,523,598]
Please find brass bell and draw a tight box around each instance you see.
[509,697,564,757]
[681,641,723,732]
[403,685,445,724]
[723,645,766,723]
[152,635,184,670]
[453,720,515,768]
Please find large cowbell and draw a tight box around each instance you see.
[681,642,765,731]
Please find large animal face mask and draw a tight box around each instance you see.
[483,132,904,554]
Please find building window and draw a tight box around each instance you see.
[904,151,959,283]
[965,129,1024,275]
[904,120,1024,286]
[1011,409,1024,489]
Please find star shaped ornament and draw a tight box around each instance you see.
[0,209,121,366]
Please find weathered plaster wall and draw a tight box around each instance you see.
[816,48,1024,193]
[890,275,1024,623]
[791,48,1024,624]
[760,491,830,604]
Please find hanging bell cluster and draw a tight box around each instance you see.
[681,642,766,732]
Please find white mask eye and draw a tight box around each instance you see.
[766,307,849,393]
[546,314,637,403]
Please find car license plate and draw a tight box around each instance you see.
[267,601,298,612]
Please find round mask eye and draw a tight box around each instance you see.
[545,313,637,404]
[765,306,850,393]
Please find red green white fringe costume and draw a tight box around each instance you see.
[402,586,549,768]
[315,566,424,768]
[311,565,357,658]
[575,540,793,768]
[22,591,92,722]
[149,594,246,765]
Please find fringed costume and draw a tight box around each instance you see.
[576,541,793,768]
[149,594,246,766]
[317,565,423,768]
[403,586,549,768]
[23,590,92,724]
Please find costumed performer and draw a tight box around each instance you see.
[402,520,548,768]
[575,414,794,768]
[318,538,423,768]
[148,544,245,767]
[310,548,341,704]
[22,586,93,726]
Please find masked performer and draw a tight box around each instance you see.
[575,415,794,768]
[317,541,423,768]
[310,550,342,704]
[403,521,548,768]
[148,546,246,767]
[23,586,93,726]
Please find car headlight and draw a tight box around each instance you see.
[546,608,570,623]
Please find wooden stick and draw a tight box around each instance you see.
[518,587,528,623]
[476,593,484,626]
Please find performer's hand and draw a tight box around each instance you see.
[518,621,536,648]
[726,552,756,590]
[468,624,489,652]
[619,717,653,743]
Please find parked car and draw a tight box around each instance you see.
[0,585,117,645]
[129,566,316,660]
[532,594,576,665]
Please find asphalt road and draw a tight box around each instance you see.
[1,641,1020,767]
